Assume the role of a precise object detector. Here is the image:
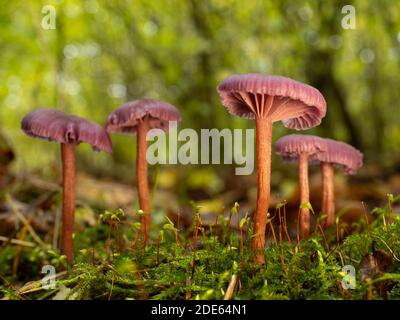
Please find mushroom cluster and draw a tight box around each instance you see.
[275,134,327,239]
[217,74,326,263]
[216,73,364,264]
[106,99,181,247]
[275,134,363,238]
[20,73,365,267]
[21,101,180,264]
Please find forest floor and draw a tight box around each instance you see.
[0,185,399,300]
[1,135,400,300]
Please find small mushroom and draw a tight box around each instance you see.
[313,138,363,228]
[106,99,181,247]
[217,74,326,263]
[275,134,327,239]
[21,109,112,264]
[276,134,363,232]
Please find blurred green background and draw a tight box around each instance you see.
[1,0,400,209]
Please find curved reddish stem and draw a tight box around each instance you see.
[137,120,151,248]
[298,153,310,240]
[252,117,273,264]
[61,143,76,265]
[322,162,335,228]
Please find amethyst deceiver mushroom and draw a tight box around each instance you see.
[276,134,363,232]
[275,134,327,239]
[106,99,181,247]
[217,74,326,264]
[21,109,112,264]
[313,138,363,228]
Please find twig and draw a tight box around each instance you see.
[375,235,400,262]
[0,236,36,247]
[17,175,60,192]
[16,271,68,295]
[12,216,33,275]
[223,274,238,300]
[5,194,46,247]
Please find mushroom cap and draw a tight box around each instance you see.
[275,134,327,160]
[217,74,327,130]
[275,134,363,175]
[106,99,181,134]
[21,109,113,153]
[317,138,363,175]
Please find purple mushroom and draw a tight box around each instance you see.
[106,99,181,248]
[276,134,363,234]
[313,138,363,228]
[217,74,326,263]
[21,109,112,264]
[275,134,328,239]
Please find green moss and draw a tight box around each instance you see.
[1,199,400,300]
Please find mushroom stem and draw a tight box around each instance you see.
[252,117,273,264]
[322,162,335,228]
[61,143,76,265]
[298,153,310,240]
[136,120,151,247]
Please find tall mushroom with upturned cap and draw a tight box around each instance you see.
[106,99,181,247]
[217,74,326,263]
[313,138,363,228]
[21,109,112,264]
[275,134,328,239]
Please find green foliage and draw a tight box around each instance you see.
[1,0,400,178]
